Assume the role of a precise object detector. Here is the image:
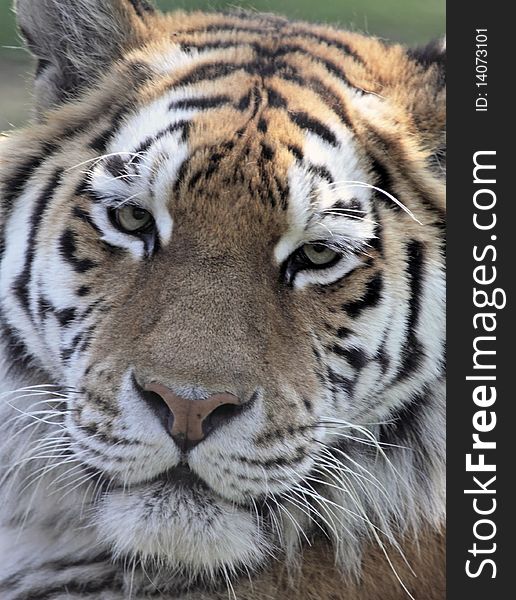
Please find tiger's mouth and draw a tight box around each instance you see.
[106,464,213,496]
[114,464,271,514]
[142,464,209,490]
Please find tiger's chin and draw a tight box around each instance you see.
[95,470,270,581]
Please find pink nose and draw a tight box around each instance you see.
[144,383,243,451]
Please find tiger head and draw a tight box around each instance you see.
[0,0,445,592]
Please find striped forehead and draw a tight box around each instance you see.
[275,127,375,263]
[89,85,202,203]
[88,67,258,210]
[89,46,375,249]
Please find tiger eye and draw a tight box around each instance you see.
[302,243,339,266]
[115,206,153,233]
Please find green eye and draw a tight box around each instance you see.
[282,242,342,285]
[113,205,154,233]
[301,243,339,266]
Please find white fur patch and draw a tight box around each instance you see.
[274,130,374,288]
[96,485,269,574]
[87,86,212,256]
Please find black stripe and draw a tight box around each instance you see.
[375,343,391,375]
[342,273,383,317]
[82,65,153,152]
[59,229,97,272]
[327,367,353,391]
[0,317,29,366]
[273,175,289,210]
[266,87,288,108]
[54,307,77,327]
[378,390,431,446]
[185,148,234,191]
[77,285,91,297]
[336,326,352,339]
[13,169,64,314]
[261,143,274,161]
[185,169,203,191]
[396,240,425,380]
[288,28,364,64]
[89,107,128,153]
[174,140,235,193]
[2,143,59,208]
[74,178,91,198]
[179,39,247,52]
[308,164,334,183]
[290,112,338,147]
[237,85,262,116]
[180,23,286,37]
[61,323,93,362]
[257,118,268,133]
[172,61,244,88]
[80,324,96,346]
[328,198,366,220]
[369,208,384,256]
[405,240,424,336]
[61,346,74,362]
[77,299,103,322]
[194,151,224,184]
[103,156,127,179]
[172,159,191,194]
[0,146,58,260]
[235,447,308,469]
[331,344,368,369]
[72,206,102,235]
[312,344,322,361]
[68,324,96,357]
[303,76,353,127]
[35,58,50,78]
[276,66,353,127]
[370,157,399,211]
[37,295,53,321]
[133,120,190,156]
[287,144,304,161]
[169,94,231,111]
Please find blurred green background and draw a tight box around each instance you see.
[0,0,444,131]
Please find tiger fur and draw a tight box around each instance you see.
[0,1,445,598]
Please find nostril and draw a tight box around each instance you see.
[202,402,244,437]
[139,386,175,431]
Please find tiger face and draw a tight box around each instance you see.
[0,0,445,592]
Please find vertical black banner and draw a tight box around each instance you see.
[447,1,514,598]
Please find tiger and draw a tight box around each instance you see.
[0,0,446,598]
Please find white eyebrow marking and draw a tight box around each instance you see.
[274,127,374,266]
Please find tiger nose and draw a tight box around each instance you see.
[144,383,243,452]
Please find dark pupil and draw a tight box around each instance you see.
[311,244,326,253]
[132,208,147,221]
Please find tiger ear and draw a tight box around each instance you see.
[15,0,155,115]
[408,37,446,72]
[407,37,446,172]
